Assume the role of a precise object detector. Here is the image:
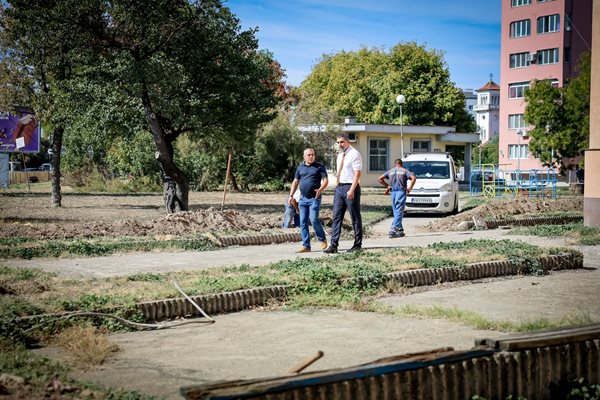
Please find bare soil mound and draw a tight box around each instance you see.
[1,208,281,240]
[427,197,583,231]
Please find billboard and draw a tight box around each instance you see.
[0,111,41,153]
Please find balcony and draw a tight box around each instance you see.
[473,104,500,112]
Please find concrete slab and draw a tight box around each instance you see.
[35,309,495,400]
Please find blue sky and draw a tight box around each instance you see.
[226,0,501,91]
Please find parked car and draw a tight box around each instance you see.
[402,153,460,215]
[40,163,52,171]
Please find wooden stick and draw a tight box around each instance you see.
[221,152,232,211]
[288,351,324,374]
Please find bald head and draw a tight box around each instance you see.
[303,148,315,165]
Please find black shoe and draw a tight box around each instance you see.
[347,246,362,253]
[323,246,338,254]
[388,231,405,238]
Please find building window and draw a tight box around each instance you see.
[508,114,526,129]
[510,52,531,68]
[512,0,531,6]
[412,139,431,153]
[509,82,530,99]
[538,0,555,3]
[510,19,531,38]
[509,144,529,159]
[368,138,388,172]
[537,14,560,33]
[538,48,559,64]
[565,14,572,31]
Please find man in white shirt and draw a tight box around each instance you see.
[324,133,363,253]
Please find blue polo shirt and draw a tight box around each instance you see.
[295,162,327,198]
[384,167,414,192]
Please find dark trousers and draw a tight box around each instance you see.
[329,184,362,248]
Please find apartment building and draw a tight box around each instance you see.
[500,0,592,170]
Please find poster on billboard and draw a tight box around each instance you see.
[0,111,41,153]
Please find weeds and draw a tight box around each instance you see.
[0,338,161,399]
[462,197,487,212]
[0,239,574,327]
[379,304,598,333]
[510,222,600,245]
[55,325,119,368]
[0,235,216,259]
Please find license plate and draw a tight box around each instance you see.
[410,197,432,204]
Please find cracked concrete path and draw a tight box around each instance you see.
[3,215,509,278]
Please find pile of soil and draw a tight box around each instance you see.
[427,197,584,231]
[0,208,281,240]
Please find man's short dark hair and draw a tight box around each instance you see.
[336,133,349,141]
[395,159,403,166]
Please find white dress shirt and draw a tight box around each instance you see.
[337,146,362,184]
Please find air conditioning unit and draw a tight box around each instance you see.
[347,132,357,142]
[528,53,537,63]
[521,131,529,138]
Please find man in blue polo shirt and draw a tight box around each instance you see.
[378,158,416,238]
[289,147,329,253]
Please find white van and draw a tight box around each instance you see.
[402,153,459,214]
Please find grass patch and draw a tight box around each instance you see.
[510,222,600,245]
[374,304,598,333]
[0,235,216,259]
[0,338,161,399]
[361,205,393,226]
[461,196,487,212]
[0,206,389,260]
[495,211,582,221]
[54,325,119,369]
[0,239,577,331]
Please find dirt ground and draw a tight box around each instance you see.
[0,189,382,239]
[427,197,584,231]
[0,188,583,239]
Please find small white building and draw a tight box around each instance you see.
[299,117,479,186]
[473,80,500,145]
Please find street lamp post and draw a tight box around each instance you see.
[396,94,405,158]
[517,129,523,171]
[477,127,482,173]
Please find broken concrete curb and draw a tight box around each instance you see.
[137,252,582,322]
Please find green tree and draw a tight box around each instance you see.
[1,0,282,213]
[472,136,499,167]
[86,0,281,212]
[524,52,590,167]
[0,0,101,206]
[299,42,476,132]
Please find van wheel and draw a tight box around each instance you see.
[450,198,459,215]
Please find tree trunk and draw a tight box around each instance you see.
[141,87,189,213]
[229,170,239,192]
[50,126,63,208]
